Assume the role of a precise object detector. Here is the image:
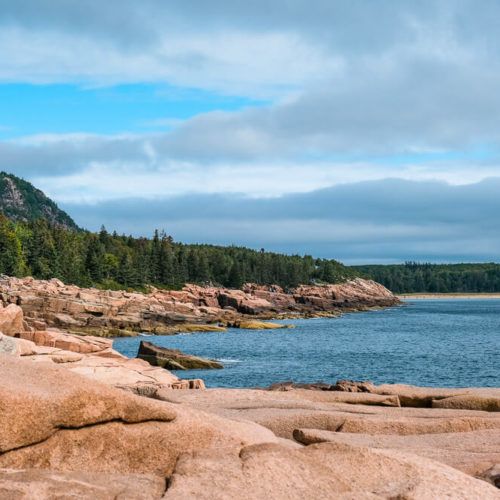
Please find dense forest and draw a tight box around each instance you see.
[354,262,500,293]
[0,216,354,290]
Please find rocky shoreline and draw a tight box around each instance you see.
[0,275,399,337]
[0,279,499,498]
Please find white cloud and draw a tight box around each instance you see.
[0,26,341,98]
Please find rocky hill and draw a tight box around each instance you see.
[0,172,79,229]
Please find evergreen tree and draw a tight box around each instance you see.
[227,261,244,288]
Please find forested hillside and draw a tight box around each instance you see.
[0,216,354,290]
[354,262,500,293]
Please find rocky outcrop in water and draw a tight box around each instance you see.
[0,276,399,336]
[138,340,223,370]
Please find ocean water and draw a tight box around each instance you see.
[112,299,500,388]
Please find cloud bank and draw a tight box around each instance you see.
[62,179,500,264]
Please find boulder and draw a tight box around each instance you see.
[0,303,24,335]
[332,379,377,393]
[50,351,84,363]
[267,380,377,392]
[0,355,176,453]
[0,333,36,356]
[138,341,223,370]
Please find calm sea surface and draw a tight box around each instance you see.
[113,299,500,388]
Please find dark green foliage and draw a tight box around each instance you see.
[353,261,500,293]
[0,217,354,289]
[0,172,79,230]
[0,216,24,276]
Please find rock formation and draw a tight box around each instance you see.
[165,442,499,499]
[0,276,399,336]
[0,299,204,393]
[138,340,223,370]
[0,283,499,498]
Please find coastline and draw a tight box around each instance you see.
[398,293,500,299]
[0,276,399,337]
[1,287,499,496]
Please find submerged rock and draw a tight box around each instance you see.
[137,340,223,370]
[229,320,292,330]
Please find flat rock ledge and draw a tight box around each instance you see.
[0,356,499,499]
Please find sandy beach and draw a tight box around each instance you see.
[398,293,500,299]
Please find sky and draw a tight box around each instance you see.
[1,0,500,264]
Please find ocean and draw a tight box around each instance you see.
[113,299,500,388]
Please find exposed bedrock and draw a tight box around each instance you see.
[0,281,498,498]
[1,357,499,499]
[0,300,205,393]
[0,275,399,336]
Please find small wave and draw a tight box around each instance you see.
[216,358,242,363]
[138,333,153,337]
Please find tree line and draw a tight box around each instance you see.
[353,262,500,293]
[0,216,354,290]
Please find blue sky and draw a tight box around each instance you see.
[1,0,500,263]
[0,83,261,138]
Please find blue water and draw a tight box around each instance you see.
[112,300,500,388]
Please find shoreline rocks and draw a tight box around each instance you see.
[0,279,499,497]
[2,355,498,498]
[0,297,206,394]
[138,340,223,370]
[0,275,399,337]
